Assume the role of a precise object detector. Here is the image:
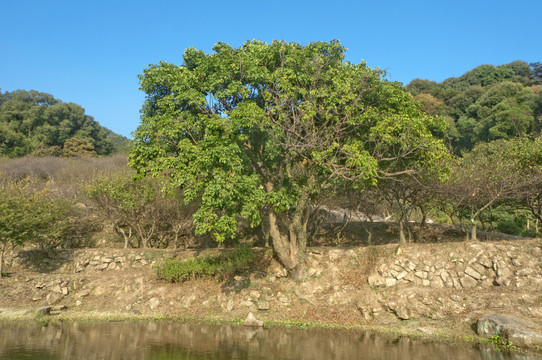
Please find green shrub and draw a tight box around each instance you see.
[521,228,539,238]
[154,245,256,283]
[496,221,523,236]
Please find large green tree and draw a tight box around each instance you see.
[129,40,449,279]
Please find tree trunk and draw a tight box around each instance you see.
[0,242,6,278]
[267,208,308,281]
[399,219,406,245]
[118,227,132,249]
[470,217,478,241]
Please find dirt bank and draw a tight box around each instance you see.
[1,238,542,348]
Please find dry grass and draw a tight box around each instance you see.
[0,154,129,198]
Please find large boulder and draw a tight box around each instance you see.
[477,314,542,348]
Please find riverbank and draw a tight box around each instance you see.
[1,238,542,351]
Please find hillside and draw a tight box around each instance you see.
[0,89,130,157]
[406,61,542,152]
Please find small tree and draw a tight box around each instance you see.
[438,138,539,240]
[62,137,97,157]
[86,170,193,248]
[0,178,69,277]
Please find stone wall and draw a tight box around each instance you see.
[366,242,542,290]
[8,249,156,274]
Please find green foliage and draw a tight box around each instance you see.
[85,168,194,248]
[487,334,515,352]
[0,178,70,248]
[496,221,523,236]
[406,61,541,153]
[0,89,129,157]
[129,40,450,249]
[154,245,256,282]
[62,137,97,157]
[521,228,539,238]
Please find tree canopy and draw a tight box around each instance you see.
[406,60,541,152]
[0,89,130,157]
[130,40,450,279]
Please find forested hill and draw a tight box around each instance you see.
[0,89,131,157]
[406,61,542,153]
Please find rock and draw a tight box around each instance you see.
[46,293,63,305]
[357,304,372,320]
[257,300,270,310]
[56,305,68,311]
[430,277,444,288]
[368,274,385,287]
[385,278,397,287]
[148,297,160,310]
[465,266,482,280]
[52,284,63,294]
[243,312,264,327]
[226,299,234,312]
[495,276,511,287]
[477,314,542,348]
[395,306,410,320]
[35,306,51,316]
[77,290,90,298]
[61,287,69,295]
[96,263,109,270]
[249,291,261,300]
[459,276,478,288]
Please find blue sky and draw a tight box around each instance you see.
[1,0,540,138]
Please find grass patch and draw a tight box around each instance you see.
[154,244,256,283]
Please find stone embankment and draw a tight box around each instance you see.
[367,243,541,290]
[2,240,542,348]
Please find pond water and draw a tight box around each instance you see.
[0,321,540,360]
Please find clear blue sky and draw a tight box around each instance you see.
[1,0,540,138]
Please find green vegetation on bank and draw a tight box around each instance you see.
[154,244,257,282]
[0,89,130,157]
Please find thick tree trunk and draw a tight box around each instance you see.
[267,208,308,281]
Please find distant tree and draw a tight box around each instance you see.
[0,89,121,157]
[530,62,542,82]
[405,79,440,96]
[438,139,538,240]
[62,137,97,157]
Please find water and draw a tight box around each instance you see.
[0,322,539,360]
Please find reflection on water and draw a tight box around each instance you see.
[0,321,540,360]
